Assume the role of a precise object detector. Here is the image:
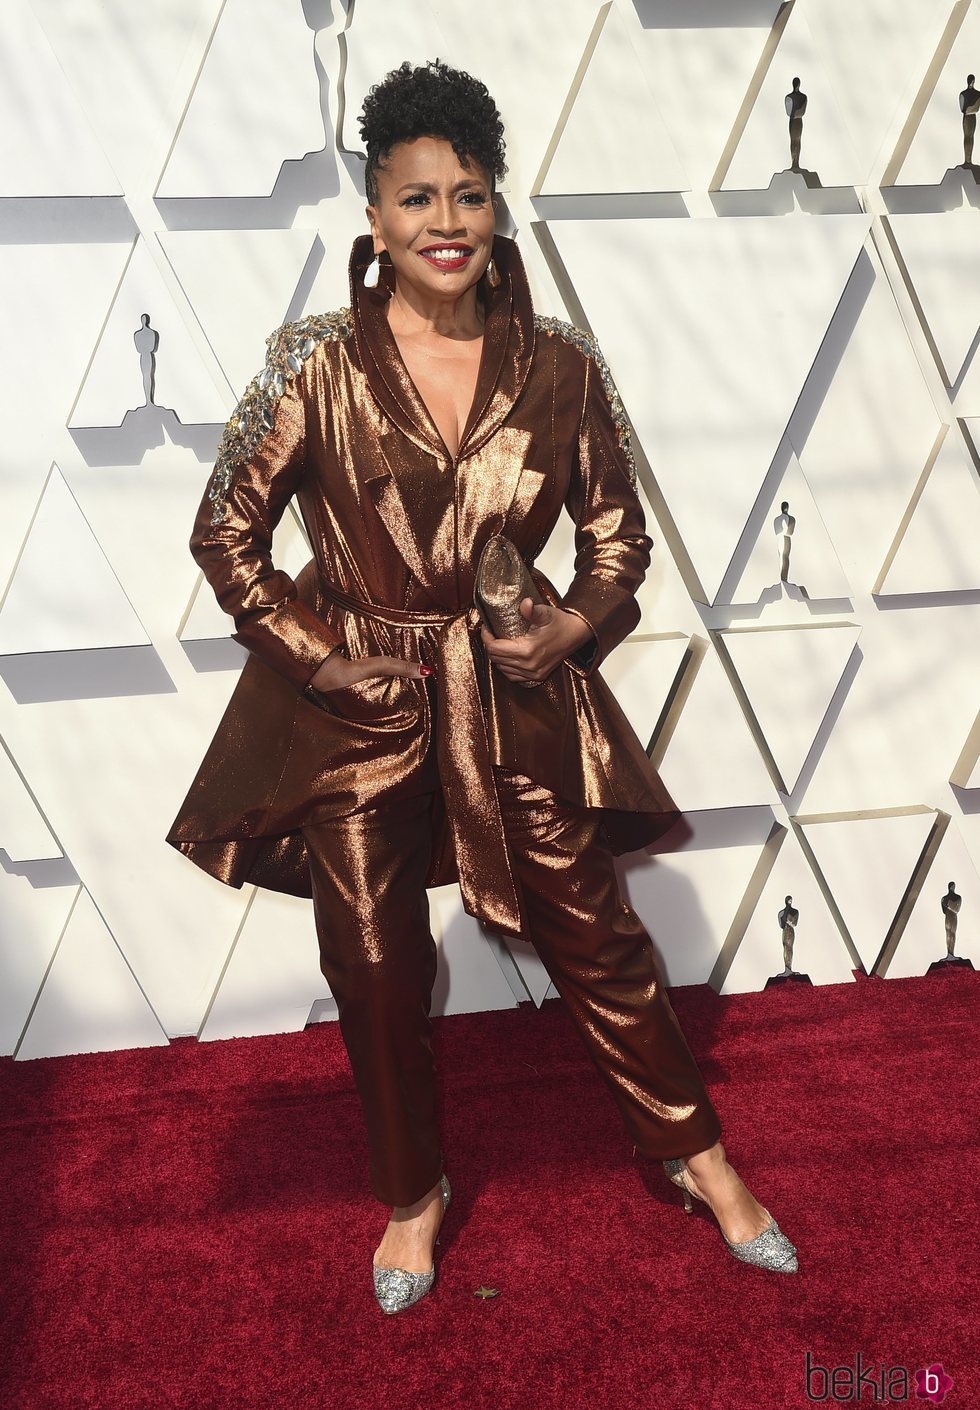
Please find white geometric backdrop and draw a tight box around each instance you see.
[1,0,978,1059]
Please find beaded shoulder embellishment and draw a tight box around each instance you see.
[207,307,352,524]
[534,314,637,489]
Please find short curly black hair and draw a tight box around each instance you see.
[358,59,506,205]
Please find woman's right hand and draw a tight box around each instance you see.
[308,647,431,693]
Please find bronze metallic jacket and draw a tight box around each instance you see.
[166,233,681,938]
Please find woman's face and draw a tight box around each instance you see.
[366,135,496,303]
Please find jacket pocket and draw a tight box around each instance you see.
[303,671,422,726]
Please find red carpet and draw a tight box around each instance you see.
[1,969,977,1410]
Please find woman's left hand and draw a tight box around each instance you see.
[480,598,595,687]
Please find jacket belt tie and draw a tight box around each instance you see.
[315,579,525,938]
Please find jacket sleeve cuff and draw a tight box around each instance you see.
[560,580,641,677]
[301,641,347,700]
[561,604,602,677]
[230,602,344,694]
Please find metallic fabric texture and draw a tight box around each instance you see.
[167,232,688,939]
[303,769,722,1209]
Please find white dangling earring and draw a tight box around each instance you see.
[364,254,381,288]
[484,257,501,290]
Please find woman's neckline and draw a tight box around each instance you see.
[385,299,488,460]
[389,325,486,461]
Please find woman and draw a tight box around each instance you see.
[167,60,798,1313]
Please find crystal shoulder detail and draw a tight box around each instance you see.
[534,313,637,489]
[207,307,352,524]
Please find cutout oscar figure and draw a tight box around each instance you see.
[928,882,973,972]
[133,312,159,409]
[766,895,812,987]
[941,76,980,188]
[779,77,821,188]
[960,75,979,170]
[775,500,796,585]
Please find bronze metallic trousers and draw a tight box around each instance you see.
[303,768,722,1206]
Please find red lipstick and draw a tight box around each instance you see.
[418,243,473,271]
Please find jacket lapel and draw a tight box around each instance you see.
[455,235,536,461]
[350,234,445,460]
[361,426,459,601]
[453,238,542,582]
[360,453,439,595]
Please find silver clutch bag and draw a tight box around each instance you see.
[474,534,545,638]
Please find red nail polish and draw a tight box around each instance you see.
[419,664,434,676]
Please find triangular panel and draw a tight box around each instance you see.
[0,241,131,593]
[63,458,208,642]
[724,447,852,605]
[794,241,942,589]
[29,0,215,191]
[887,211,980,395]
[159,228,322,396]
[884,822,979,977]
[495,931,556,1008]
[621,806,778,988]
[625,9,785,193]
[717,623,861,793]
[892,8,980,185]
[877,430,980,595]
[199,888,331,1041]
[0,873,78,1055]
[720,827,855,993]
[69,237,231,427]
[722,9,862,189]
[0,6,120,194]
[0,666,258,1038]
[599,636,690,750]
[16,888,169,1059]
[536,2,686,195]
[798,812,937,973]
[0,737,62,862]
[156,0,325,197]
[548,215,870,602]
[653,644,781,811]
[806,0,955,186]
[0,464,149,655]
